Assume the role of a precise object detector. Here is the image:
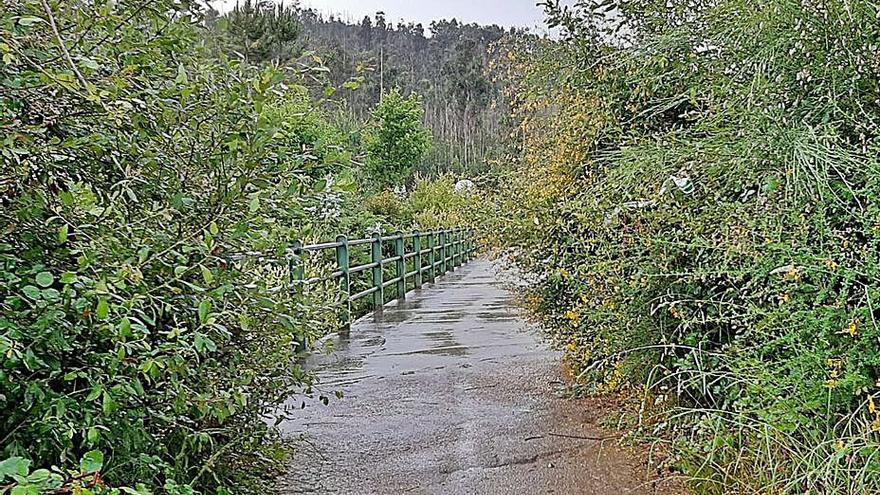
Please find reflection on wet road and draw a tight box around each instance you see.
[278,260,660,495]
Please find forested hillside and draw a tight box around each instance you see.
[296,9,516,174]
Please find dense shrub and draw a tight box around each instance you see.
[407,175,483,230]
[491,0,880,492]
[363,190,409,223]
[0,0,359,492]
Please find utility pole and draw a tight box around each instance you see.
[379,44,384,101]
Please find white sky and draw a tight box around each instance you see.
[212,0,551,30]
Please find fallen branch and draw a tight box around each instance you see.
[524,432,619,442]
[547,432,617,441]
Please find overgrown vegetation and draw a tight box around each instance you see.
[12,0,869,492]
[486,0,880,492]
[0,0,442,493]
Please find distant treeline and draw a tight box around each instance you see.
[296,10,530,174]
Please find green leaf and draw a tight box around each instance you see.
[35,272,54,288]
[59,191,74,206]
[79,450,104,473]
[96,298,109,320]
[58,224,69,243]
[60,272,78,284]
[120,486,154,495]
[26,468,53,483]
[333,174,357,193]
[194,333,217,354]
[198,299,212,325]
[101,391,117,415]
[248,197,260,213]
[85,385,103,402]
[119,317,132,336]
[175,63,188,85]
[17,16,43,26]
[11,486,38,495]
[22,285,40,300]
[79,57,101,70]
[87,427,99,444]
[201,265,214,285]
[209,221,219,235]
[0,457,30,479]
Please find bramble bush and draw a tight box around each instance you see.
[490,0,880,492]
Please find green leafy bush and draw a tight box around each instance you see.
[407,175,482,230]
[491,0,880,492]
[0,450,154,495]
[363,190,409,222]
[0,0,358,492]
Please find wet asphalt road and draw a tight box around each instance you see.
[277,260,661,495]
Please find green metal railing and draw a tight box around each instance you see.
[290,228,478,324]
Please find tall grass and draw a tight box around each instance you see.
[491,0,880,491]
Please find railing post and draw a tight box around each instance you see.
[463,229,470,263]
[461,228,466,265]
[371,232,384,310]
[290,240,304,296]
[460,228,466,264]
[335,235,351,326]
[454,228,461,268]
[455,227,464,266]
[427,230,436,283]
[452,228,458,270]
[394,232,406,301]
[473,229,478,259]
[448,229,454,270]
[448,229,454,272]
[440,230,448,274]
[413,230,423,289]
[454,227,462,268]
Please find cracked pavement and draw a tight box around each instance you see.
[277,260,667,494]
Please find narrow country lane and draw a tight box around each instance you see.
[277,260,671,495]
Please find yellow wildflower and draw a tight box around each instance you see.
[839,320,859,337]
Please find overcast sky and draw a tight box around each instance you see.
[213,1,551,31]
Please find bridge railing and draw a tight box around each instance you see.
[290,228,478,324]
